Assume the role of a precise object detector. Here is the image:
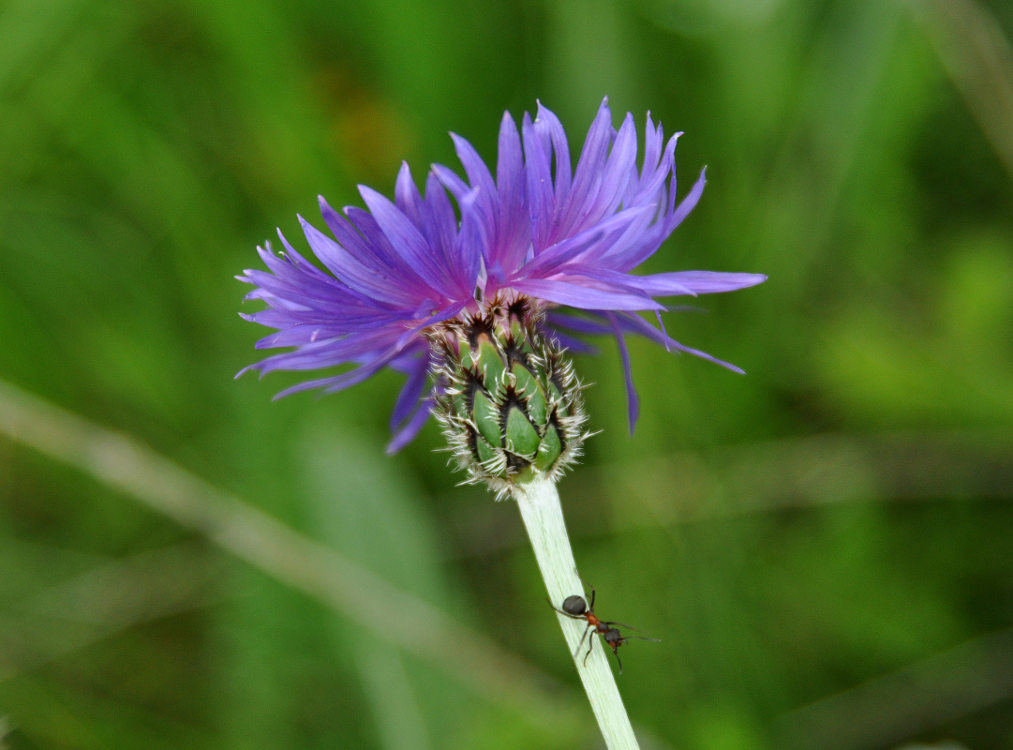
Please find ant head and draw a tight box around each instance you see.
[561,595,588,616]
[603,628,626,650]
[602,628,626,674]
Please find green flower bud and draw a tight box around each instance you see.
[430,296,590,498]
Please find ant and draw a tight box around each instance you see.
[549,589,659,674]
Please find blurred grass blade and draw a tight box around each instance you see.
[299,427,455,750]
[912,0,1013,180]
[0,377,571,728]
[0,542,221,683]
[773,627,1013,749]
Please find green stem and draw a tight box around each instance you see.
[512,476,641,750]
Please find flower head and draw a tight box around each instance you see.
[239,99,765,472]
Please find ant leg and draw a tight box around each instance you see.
[613,649,623,675]
[587,587,596,612]
[582,633,595,665]
[572,625,591,660]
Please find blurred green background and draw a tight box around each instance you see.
[1,0,1011,748]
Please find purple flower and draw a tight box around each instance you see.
[238,99,765,451]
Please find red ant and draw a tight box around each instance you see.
[549,589,659,674]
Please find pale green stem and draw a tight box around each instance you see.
[512,475,640,750]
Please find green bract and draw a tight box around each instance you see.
[431,297,590,498]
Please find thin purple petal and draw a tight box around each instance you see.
[512,277,663,311]
[386,395,434,454]
[606,313,639,432]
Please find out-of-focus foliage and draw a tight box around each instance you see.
[1,0,1011,748]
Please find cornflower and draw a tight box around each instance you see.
[238,99,764,750]
[240,100,763,486]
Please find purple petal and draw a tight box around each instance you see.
[386,395,434,454]
[316,202,422,287]
[628,270,768,296]
[390,355,430,430]
[618,312,746,374]
[592,112,637,217]
[451,132,498,205]
[511,277,663,311]
[521,204,655,277]
[522,111,555,252]
[458,186,492,272]
[570,101,614,213]
[394,162,424,219]
[669,166,706,229]
[358,186,454,297]
[275,360,387,399]
[252,326,404,374]
[491,113,530,274]
[317,195,346,238]
[545,311,614,335]
[544,326,600,355]
[606,313,639,432]
[431,164,470,201]
[421,171,461,271]
[534,101,572,206]
[298,218,409,305]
